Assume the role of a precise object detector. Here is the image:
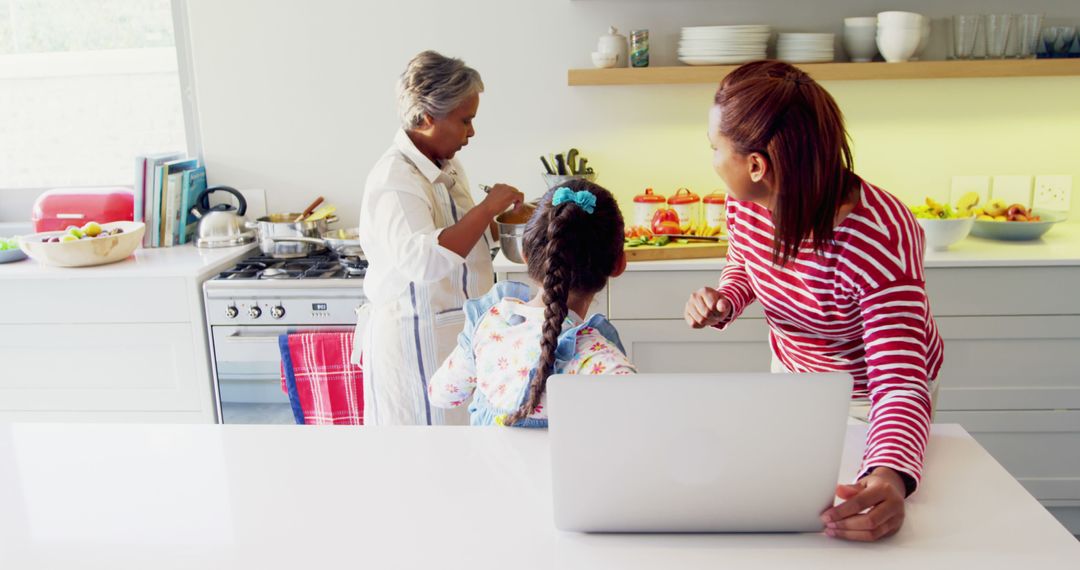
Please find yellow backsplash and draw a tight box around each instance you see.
[576,76,1080,221]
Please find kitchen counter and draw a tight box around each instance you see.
[492,222,1080,272]
[0,422,1076,569]
[0,243,256,423]
[0,242,257,279]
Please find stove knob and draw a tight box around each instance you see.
[271,305,286,319]
[225,305,239,319]
[248,305,262,319]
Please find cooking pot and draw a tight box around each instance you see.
[192,186,255,248]
[247,213,339,258]
[268,227,365,259]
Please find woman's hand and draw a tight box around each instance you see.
[820,467,906,542]
[684,287,733,328]
[479,184,524,218]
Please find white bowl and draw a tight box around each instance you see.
[844,17,878,27]
[917,217,974,251]
[877,11,924,27]
[591,51,618,69]
[876,28,922,62]
[844,29,879,61]
[18,221,145,267]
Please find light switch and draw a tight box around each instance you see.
[991,175,1033,207]
[1032,175,1072,212]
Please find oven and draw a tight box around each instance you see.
[203,253,366,424]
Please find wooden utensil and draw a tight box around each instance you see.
[294,197,324,222]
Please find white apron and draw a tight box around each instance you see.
[354,156,493,426]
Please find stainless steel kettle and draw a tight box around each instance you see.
[192,186,254,248]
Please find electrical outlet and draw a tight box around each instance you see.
[991,175,1033,208]
[1032,175,1072,212]
[950,175,991,206]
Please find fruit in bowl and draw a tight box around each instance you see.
[971,208,1065,241]
[910,194,978,251]
[18,221,145,267]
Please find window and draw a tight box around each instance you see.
[0,0,193,190]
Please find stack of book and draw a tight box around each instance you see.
[133,152,207,247]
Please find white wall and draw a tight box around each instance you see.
[185,0,1080,225]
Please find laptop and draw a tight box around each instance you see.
[547,372,853,533]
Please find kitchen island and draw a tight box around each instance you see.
[0,244,256,423]
[494,222,1080,533]
[0,422,1076,568]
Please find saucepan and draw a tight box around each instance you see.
[269,227,365,259]
[247,213,339,259]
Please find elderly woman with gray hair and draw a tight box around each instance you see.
[356,50,524,426]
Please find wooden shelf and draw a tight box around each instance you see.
[568,59,1080,86]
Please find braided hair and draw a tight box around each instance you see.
[501,179,624,427]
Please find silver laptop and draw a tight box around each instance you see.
[548,372,853,533]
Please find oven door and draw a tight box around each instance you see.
[211,325,350,424]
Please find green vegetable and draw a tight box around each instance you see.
[0,237,17,251]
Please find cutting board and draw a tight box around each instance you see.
[624,241,728,262]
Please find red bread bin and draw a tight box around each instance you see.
[32,187,135,232]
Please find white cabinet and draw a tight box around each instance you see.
[0,245,253,423]
[0,322,202,414]
[611,318,771,373]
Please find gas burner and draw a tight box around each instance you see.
[214,252,366,280]
[261,268,293,279]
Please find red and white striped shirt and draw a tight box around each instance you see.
[716,180,943,491]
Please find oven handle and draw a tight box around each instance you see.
[225,331,284,343]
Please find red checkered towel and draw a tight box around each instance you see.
[279,331,363,425]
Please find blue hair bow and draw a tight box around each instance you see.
[551,187,596,214]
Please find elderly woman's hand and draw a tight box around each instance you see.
[480,184,524,218]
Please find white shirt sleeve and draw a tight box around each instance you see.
[367,185,465,284]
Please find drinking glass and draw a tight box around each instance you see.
[1015,14,1043,58]
[951,15,980,59]
[984,14,1013,58]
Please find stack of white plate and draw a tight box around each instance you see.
[678,25,771,66]
[776,33,836,63]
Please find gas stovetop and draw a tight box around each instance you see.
[212,252,368,281]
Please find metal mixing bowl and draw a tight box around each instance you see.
[496,205,535,264]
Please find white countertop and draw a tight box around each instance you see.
[493,222,1080,273]
[0,243,257,280]
[1,423,1075,569]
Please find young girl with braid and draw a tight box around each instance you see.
[428,180,636,427]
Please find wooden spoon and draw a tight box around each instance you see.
[294,196,324,223]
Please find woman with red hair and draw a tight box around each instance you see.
[685,60,943,542]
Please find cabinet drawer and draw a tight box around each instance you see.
[608,271,765,320]
[0,323,205,414]
[0,278,189,324]
[937,410,1080,501]
[935,316,1080,410]
[926,266,1080,316]
[611,318,772,374]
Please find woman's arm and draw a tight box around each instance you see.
[685,203,757,329]
[822,279,934,541]
[438,183,523,258]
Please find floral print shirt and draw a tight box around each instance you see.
[428,298,636,421]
